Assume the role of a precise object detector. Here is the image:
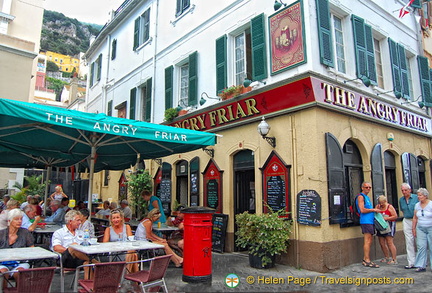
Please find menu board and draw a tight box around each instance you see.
[159,179,171,214]
[297,190,321,226]
[212,213,228,253]
[207,179,219,209]
[266,175,286,212]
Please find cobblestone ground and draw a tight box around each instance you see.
[51,253,430,292]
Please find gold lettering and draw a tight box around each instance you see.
[196,114,206,130]
[189,118,199,130]
[322,83,334,103]
[209,111,217,126]
[235,103,247,119]
[334,87,345,106]
[216,108,229,124]
[376,103,385,118]
[391,107,399,122]
[347,92,356,109]
[245,98,260,115]
[357,97,369,114]
[181,120,190,129]
[226,105,235,121]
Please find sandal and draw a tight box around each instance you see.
[387,259,398,265]
[380,257,390,263]
[362,259,380,268]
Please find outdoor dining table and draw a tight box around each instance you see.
[33,224,62,245]
[0,246,64,292]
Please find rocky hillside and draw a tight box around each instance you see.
[40,10,103,56]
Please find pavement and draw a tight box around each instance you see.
[45,252,431,292]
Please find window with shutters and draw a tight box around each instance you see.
[388,39,412,99]
[130,88,136,120]
[216,14,267,95]
[89,54,102,87]
[133,9,150,50]
[140,79,152,122]
[175,51,197,107]
[332,15,346,74]
[176,0,190,17]
[107,100,112,116]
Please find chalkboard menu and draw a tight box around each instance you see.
[159,179,171,214]
[297,190,321,226]
[207,179,218,209]
[266,175,286,212]
[212,213,228,253]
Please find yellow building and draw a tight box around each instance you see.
[45,50,80,74]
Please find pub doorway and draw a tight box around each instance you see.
[233,150,255,251]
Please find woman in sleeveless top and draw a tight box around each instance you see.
[375,195,398,264]
[135,208,183,267]
[50,186,68,201]
[102,209,138,272]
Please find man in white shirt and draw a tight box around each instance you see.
[120,200,132,219]
[21,204,41,232]
[51,210,96,277]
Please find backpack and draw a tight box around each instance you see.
[349,194,362,224]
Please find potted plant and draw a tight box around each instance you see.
[235,207,292,268]
[218,85,251,100]
[164,108,179,122]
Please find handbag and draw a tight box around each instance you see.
[374,213,391,234]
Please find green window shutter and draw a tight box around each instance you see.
[89,62,94,87]
[165,66,173,110]
[417,56,432,106]
[397,44,410,99]
[351,15,367,78]
[133,17,140,50]
[388,39,402,97]
[251,13,268,80]
[111,39,117,60]
[107,100,112,116]
[188,51,198,105]
[130,87,136,120]
[316,0,334,67]
[145,78,152,122]
[412,0,421,9]
[215,35,227,95]
[364,24,377,84]
[143,9,150,42]
[97,54,102,81]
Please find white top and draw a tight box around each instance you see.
[122,206,132,219]
[51,225,82,250]
[21,213,32,229]
[78,220,95,238]
[415,201,432,228]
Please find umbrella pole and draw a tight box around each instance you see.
[43,166,52,216]
[87,145,96,211]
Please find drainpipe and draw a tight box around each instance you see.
[151,0,160,122]
[103,34,112,113]
[291,115,300,268]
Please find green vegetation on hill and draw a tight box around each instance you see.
[40,10,102,56]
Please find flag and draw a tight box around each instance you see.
[399,0,415,18]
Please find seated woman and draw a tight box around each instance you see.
[135,209,183,267]
[0,209,35,288]
[77,208,95,238]
[102,209,138,272]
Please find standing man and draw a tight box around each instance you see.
[399,182,418,269]
[22,205,41,232]
[357,182,381,268]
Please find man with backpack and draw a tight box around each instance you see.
[357,182,381,268]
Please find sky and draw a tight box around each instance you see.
[44,0,126,25]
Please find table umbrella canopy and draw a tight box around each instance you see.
[0,98,217,208]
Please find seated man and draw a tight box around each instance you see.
[120,200,132,220]
[167,206,185,252]
[61,197,71,213]
[95,200,111,217]
[51,210,96,278]
[44,200,65,225]
[21,204,41,232]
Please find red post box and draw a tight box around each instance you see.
[182,206,215,283]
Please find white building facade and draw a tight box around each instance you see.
[84,0,432,271]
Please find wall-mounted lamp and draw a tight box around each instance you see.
[243,78,266,88]
[152,158,162,165]
[376,89,403,99]
[257,117,276,148]
[343,75,371,87]
[401,95,425,108]
[274,0,287,11]
[175,99,188,111]
[387,133,394,142]
[199,92,220,106]
[202,147,215,158]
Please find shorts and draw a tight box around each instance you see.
[361,224,375,235]
[62,249,85,269]
[0,261,30,275]
[377,221,396,237]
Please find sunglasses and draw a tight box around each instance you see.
[421,210,424,217]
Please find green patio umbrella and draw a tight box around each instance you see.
[0,98,218,210]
